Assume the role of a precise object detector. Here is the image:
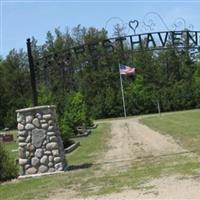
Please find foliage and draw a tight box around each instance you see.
[0,144,18,181]
[0,25,200,132]
[60,92,92,142]
[0,50,31,129]
[38,84,54,105]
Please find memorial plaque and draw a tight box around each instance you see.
[32,129,45,148]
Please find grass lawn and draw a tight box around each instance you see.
[67,124,110,165]
[1,111,200,199]
[0,123,111,200]
[141,109,200,153]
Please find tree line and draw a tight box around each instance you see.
[0,24,200,131]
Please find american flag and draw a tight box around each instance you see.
[119,64,136,75]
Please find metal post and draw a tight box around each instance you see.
[26,38,38,106]
[157,99,161,116]
[119,64,127,118]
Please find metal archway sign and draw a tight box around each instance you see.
[26,16,200,106]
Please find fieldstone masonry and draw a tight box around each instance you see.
[16,105,67,176]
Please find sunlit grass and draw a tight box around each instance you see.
[141,109,200,152]
[2,110,200,199]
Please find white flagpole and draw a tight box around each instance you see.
[119,64,127,118]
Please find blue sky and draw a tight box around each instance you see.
[1,0,200,58]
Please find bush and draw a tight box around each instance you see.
[60,92,93,142]
[38,85,53,105]
[0,144,18,182]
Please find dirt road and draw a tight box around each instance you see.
[49,117,200,200]
[82,175,200,200]
[99,118,184,170]
[90,118,200,199]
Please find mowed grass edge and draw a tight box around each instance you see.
[0,123,111,200]
[2,110,200,199]
[141,109,200,153]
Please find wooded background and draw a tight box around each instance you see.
[0,25,200,130]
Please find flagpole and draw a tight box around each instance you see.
[119,64,127,118]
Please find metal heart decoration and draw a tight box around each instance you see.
[129,20,139,34]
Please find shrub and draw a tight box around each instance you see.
[38,85,53,105]
[0,144,18,182]
[60,92,93,143]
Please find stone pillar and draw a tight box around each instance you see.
[16,105,67,176]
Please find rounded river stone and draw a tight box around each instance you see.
[38,165,48,173]
[32,118,40,128]
[27,167,37,175]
